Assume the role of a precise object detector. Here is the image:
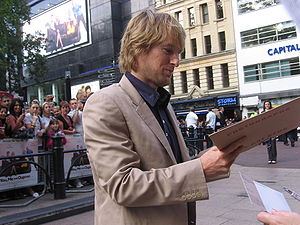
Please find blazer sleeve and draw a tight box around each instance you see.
[83,91,209,207]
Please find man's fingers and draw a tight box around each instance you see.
[257,211,271,223]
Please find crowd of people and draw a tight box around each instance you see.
[0,92,89,141]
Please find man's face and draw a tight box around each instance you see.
[70,100,77,110]
[1,97,11,107]
[133,36,181,89]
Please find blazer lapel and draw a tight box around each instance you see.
[166,104,190,162]
[119,76,177,164]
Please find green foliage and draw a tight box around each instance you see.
[0,0,47,94]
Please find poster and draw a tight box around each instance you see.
[64,134,92,179]
[0,139,39,191]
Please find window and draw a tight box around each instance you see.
[218,31,226,51]
[244,57,300,82]
[204,35,212,54]
[193,69,200,87]
[215,0,224,19]
[175,11,183,26]
[169,75,174,95]
[181,71,188,93]
[180,49,186,60]
[221,63,229,87]
[200,3,209,24]
[206,66,214,89]
[241,21,296,48]
[191,38,197,56]
[188,7,195,26]
[237,0,280,14]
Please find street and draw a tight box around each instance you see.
[42,141,300,225]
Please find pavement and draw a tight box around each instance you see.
[1,141,300,225]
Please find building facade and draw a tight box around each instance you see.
[24,0,154,103]
[156,0,240,118]
[232,0,300,117]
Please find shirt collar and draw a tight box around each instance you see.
[125,72,170,108]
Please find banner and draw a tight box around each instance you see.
[64,134,92,179]
[0,139,39,191]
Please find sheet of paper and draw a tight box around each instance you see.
[209,97,300,153]
[282,0,300,29]
[240,173,291,213]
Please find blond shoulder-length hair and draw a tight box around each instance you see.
[119,10,186,73]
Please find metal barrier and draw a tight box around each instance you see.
[0,134,94,207]
[181,126,214,157]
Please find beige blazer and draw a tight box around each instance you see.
[83,76,209,225]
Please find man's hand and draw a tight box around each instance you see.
[199,137,245,182]
[257,210,300,225]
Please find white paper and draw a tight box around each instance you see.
[240,173,291,213]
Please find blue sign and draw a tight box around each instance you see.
[217,97,237,106]
[267,44,300,56]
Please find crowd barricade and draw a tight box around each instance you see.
[0,134,93,207]
[180,126,213,157]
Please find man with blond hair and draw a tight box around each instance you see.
[83,10,244,225]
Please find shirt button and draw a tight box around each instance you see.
[163,120,166,124]
[165,133,168,137]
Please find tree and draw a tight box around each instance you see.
[0,0,47,95]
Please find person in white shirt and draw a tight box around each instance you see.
[185,108,198,128]
[68,98,83,135]
[205,108,216,131]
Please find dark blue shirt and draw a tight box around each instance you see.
[125,72,183,163]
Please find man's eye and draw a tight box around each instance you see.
[163,48,172,54]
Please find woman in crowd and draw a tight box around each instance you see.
[57,101,76,135]
[7,99,27,137]
[41,102,54,129]
[23,101,45,137]
[262,100,277,164]
[0,106,10,138]
[232,109,242,123]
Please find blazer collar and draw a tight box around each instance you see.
[119,75,178,163]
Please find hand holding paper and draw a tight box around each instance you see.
[210,97,300,153]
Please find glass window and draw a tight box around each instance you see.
[244,65,260,82]
[215,0,224,19]
[262,61,280,79]
[180,49,186,60]
[191,38,197,56]
[193,69,200,87]
[221,63,229,87]
[181,71,188,93]
[206,66,214,89]
[218,31,226,51]
[204,35,212,54]
[200,3,209,24]
[237,0,280,14]
[243,57,300,82]
[175,11,183,26]
[188,7,195,26]
[241,21,296,48]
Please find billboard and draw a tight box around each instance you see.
[23,0,90,55]
[71,80,100,99]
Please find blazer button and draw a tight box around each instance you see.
[186,194,192,200]
[196,192,202,198]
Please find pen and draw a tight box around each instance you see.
[283,186,300,201]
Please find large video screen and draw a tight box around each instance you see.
[23,0,90,55]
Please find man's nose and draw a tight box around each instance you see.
[170,54,180,67]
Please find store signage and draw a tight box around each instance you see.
[267,44,300,56]
[217,96,238,106]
